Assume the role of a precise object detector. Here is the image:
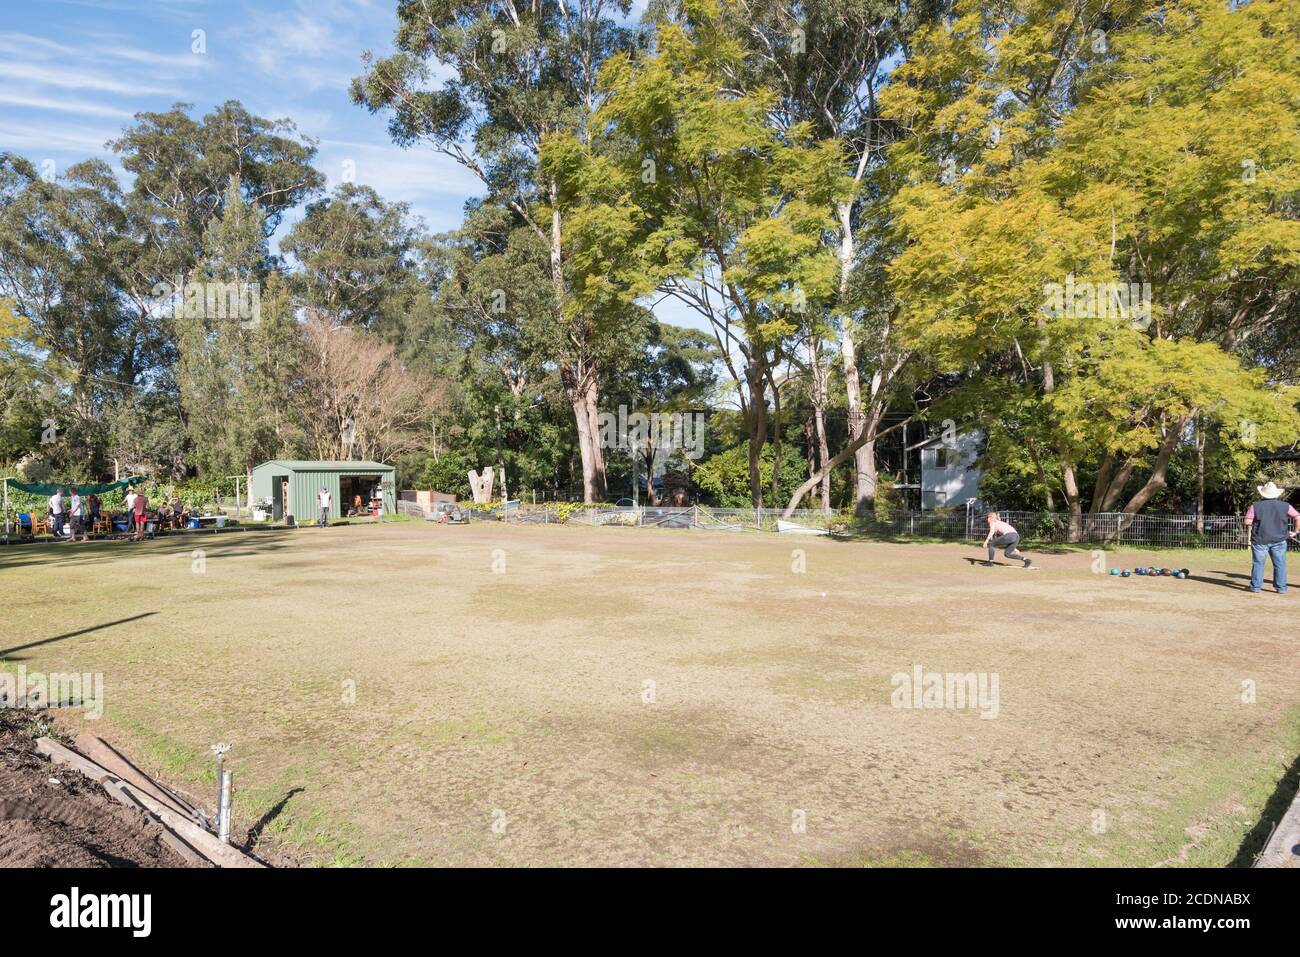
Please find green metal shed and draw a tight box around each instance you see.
[250,460,396,521]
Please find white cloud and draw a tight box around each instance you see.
[236,0,379,93]
[316,137,485,212]
[0,118,117,155]
[92,42,210,71]
[0,60,174,97]
[0,33,84,57]
[0,91,133,119]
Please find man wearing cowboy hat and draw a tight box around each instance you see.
[1244,481,1299,594]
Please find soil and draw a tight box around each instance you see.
[0,711,187,867]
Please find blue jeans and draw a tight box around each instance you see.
[1250,541,1288,593]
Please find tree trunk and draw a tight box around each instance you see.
[804,411,817,497]
[834,201,875,514]
[815,404,832,510]
[767,367,783,507]
[582,375,607,501]
[746,360,768,507]
[1039,331,1084,540]
[1060,464,1084,541]
[783,399,898,520]
[641,441,658,506]
[550,177,607,503]
[565,370,607,503]
[807,338,832,510]
[1195,417,1205,533]
[1119,414,1193,515]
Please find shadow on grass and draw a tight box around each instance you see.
[0,527,295,574]
[1207,569,1294,589]
[244,787,305,852]
[0,611,158,659]
[1232,750,1300,867]
[1185,574,1250,593]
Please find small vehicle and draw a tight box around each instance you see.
[430,501,468,524]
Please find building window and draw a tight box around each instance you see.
[934,447,949,468]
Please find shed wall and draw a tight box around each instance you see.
[250,463,396,519]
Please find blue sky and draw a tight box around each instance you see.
[1,0,487,234]
[2,0,705,330]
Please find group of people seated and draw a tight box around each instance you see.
[25,485,196,541]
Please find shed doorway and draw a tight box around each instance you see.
[341,475,384,516]
[272,477,287,520]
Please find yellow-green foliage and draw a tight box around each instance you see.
[881,0,1300,501]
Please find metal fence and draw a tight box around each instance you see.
[395,500,426,519]
[980,510,1254,549]
[855,509,1261,549]
[455,503,836,531]
[428,501,1275,550]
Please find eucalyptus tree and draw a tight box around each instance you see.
[545,11,846,506]
[109,102,323,476]
[282,183,418,330]
[110,102,323,347]
[0,155,141,474]
[653,0,945,512]
[352,0,645,501]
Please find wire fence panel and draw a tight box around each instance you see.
[980,511,1254,549]
[862,509,1273,549]
[430,502,1273,550]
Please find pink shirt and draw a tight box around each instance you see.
[988,520,1016,537]
[1245,503,1298,521]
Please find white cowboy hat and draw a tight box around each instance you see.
[1256,481,1284,499]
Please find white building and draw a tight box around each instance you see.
[914,430,983,510]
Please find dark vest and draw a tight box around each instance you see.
[1252,498,1291,545]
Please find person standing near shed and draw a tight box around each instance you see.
[1244,482,1299,594]
[318,487,331,527]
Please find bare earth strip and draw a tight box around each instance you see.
[2,522,1297,867]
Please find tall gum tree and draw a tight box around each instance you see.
[352,0,641,502]
[701,0,946,512]
[0,157,137,474]
[544,9,843,506]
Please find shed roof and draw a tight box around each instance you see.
[255,460,394,471]
[908,428,984,451]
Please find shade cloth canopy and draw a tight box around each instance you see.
[4,476,145,496]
